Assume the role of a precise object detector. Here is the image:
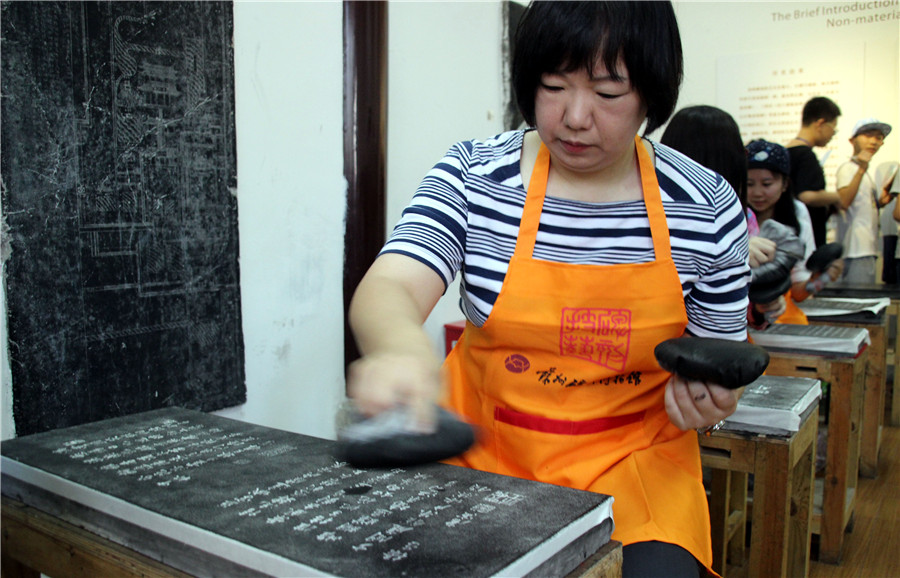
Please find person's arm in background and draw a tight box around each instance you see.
[793,147,841,208]
[838,152,873,209]
[876,162,896,207]
[748,236,776,268]
[797,189,841,207]
[790,199,842,300]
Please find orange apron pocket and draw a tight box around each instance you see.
[490,405,648,491]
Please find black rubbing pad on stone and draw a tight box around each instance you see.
[336,406,477,469]
[654,337,770,389]
[806,242,843,273]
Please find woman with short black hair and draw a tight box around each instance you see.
[349,3,750,576]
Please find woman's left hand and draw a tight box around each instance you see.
[664,375,740,431]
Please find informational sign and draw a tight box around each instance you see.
[717,43,866,192]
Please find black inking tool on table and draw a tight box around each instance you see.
[336,404,477,469]
[654,337,769,390]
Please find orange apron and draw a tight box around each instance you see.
[442,137,714,570]
[777,291,809,325]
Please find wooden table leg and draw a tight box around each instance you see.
[708,469,744,576]
[789,429,816,578]
[818,354,865,564]
[859,325,885,478]
[890,301,900,426]
[747,407,817,578]
[749,440,791,576]
[764,351,865,565]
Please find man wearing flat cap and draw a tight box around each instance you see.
[835,118,893,284]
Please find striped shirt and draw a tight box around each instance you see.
[382,130,750,340]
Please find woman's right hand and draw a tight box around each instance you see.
[347,351,443,432]
[347,253,448,432]
[748,236,777,268]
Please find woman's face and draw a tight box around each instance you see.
[534,57,647,178]
[747,168,787,218]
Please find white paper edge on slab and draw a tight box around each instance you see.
[1,455,331,577]
[493,496,614,577]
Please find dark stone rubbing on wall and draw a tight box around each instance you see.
[1,1,244,436]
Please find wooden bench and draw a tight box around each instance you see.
[700,401,819,578]
[762,347,867,564]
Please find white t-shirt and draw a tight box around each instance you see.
[878,162,899,239]
[873,162,900,260]
[792,199,816,284]
[835,159,880,258]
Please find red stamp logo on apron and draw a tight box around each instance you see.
[559,307,632,371]
[504,354,531,373]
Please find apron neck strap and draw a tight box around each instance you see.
[514,136,673,261]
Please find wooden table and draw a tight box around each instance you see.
[1,408,619,578]
[763,347,867,564]
[806,310,886,478]
[701,402,819,578]
[817,283,900,426]
[1,497,623,578]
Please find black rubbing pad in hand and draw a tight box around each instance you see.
[806,242,843,273]
[336,406,476,469]
[654,337,769,389]
[748,274,792,304]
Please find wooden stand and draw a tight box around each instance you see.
[763,348,867,564]
[887,299,900,426]
[1,496,191,578]
[817,284,900,426]
[1,496,621,578]
[564,539,623,578]
[700,403,818,578]
[807,313,886,478]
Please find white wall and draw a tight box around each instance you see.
[216,0,507,440]
[386,1,507,362]
[212,1,347,440]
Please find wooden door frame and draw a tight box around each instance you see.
[342,1,387,373]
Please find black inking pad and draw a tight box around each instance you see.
[654,337,769,390]
[806,242,843,273]
[336,406,477,469]
[748,274,793,304]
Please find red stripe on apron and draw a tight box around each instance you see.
[495,406,645,435]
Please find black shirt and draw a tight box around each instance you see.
[788,145,829,248]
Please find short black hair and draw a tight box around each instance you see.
[660,106,747,206]
[801,96,841,126]
[512,1,683,135]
